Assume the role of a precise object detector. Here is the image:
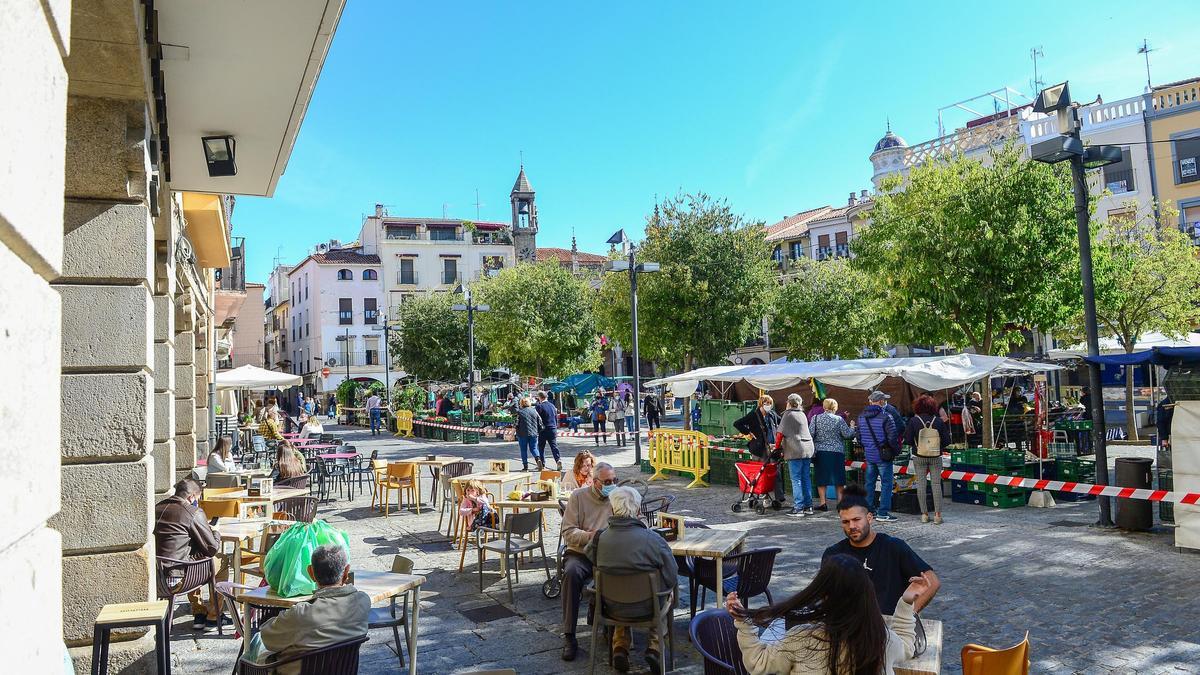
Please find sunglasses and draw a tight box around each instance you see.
[598,478,618,486]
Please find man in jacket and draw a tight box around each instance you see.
[249,545,371,675]
[153,478,228,629]
[516,397,545,471]
[587,486,677,673]
[856,391,899,521]
[535,391,563,470]
[643,392,661,430]
[733,395,784,503]
[560,462,617,661]
[779,393,816,516]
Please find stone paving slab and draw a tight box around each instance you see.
[170,426,1200,674]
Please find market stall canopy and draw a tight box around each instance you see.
[645,355,1061,393]
[548,373,616,395]
[214,365,302,390]
[1084,347,1200,367]
[1047,331,1200,359]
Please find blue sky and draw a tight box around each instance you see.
[235,0,1199,284]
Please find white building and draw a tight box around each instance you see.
[265,264,292,371]
[287,245,387,394]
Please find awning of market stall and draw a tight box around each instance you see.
[547,373,616,395]
[1047,331,1200,359]
[645,354,1061,394]
[1083,347,1200,367]
[214,364,303,390]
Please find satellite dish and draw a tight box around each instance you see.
[326,358,337,367]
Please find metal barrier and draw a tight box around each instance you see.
[393,409,414,437]
[648,429,710,488]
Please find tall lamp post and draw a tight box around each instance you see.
[370,314,395,408]
[452,286,489,423]
[604,229,660,465]
[1029,81,1123,527]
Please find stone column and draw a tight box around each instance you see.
[51,95,158,671]
[174,291,198,481]
[0,3,70,669]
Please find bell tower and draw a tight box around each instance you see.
[511,165,538,263]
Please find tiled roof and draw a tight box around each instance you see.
[806,205,852,226]
[310,249,381,265]
[765,206,833,242]
[512,167,534,194]
[537,247,607,264]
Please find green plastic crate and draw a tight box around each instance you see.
[987,492,1026,509]
[983,448,1024,469]
[1058,458,1096,482]
[950,448,986,466]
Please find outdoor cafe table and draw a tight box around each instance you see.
[451,471,533,500]
[668,527,749,600]
[235,570,427,675]
[203,486,309,503]
[214,517,295,583]
[208,467,271,487]
[393,455,465,507]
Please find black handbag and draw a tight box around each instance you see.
[865,417,897,463]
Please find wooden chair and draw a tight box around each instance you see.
[380,463,417,517]
[961,632,1030,675]
[239,528,286,584]
[538,469,563,483]
[199,499,240,521]
[367,555,415,667]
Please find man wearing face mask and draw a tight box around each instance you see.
[559,461,618,661]
[154,478,229,630]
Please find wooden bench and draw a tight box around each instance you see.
[91,600,171,675]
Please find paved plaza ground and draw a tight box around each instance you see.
[172,426,1200,674]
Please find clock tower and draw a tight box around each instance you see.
[511,165,538,263]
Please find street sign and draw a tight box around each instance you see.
[321,367,331,378]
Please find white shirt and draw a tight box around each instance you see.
[366,395,382,410]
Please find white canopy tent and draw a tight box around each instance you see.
[645,354,1062,395]
[1046,331,1200,359]
[214,364,303,391]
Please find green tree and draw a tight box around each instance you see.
[595,193,777,372]
[770,258,888,360]
[390,291,482,382]
[1067,205,1200,439]
[853,143,1080,441]
[473,262,601,378]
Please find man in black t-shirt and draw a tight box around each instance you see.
[823,484,940,614]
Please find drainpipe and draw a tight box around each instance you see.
[1142,92,1161,223]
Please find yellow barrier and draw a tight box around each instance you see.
[393,409,414,437]
[648,429,709,488]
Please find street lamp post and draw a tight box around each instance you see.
[452,287,489,424]
[605,229,660,465]
[1030,81,1123,527]
[370,315,394,408]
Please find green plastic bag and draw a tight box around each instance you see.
[262,520,351,597]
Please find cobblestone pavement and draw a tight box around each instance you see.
[172,426,1200,675]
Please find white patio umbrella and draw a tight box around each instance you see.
[214,364,302,390]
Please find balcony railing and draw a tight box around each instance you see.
[216,237,246,292]
[396,271,419,286]
[324,351,383,367]
[385,228,465,241]
[472,231,512,245]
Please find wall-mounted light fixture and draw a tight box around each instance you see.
[201,135,236,177]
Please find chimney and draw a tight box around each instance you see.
[374,203,385,218]
[848,192,857,206]
[860,189,869,202]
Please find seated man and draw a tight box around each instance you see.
[153,478,229,630]
[587,486,677,673]
[559,461,617,661]
[247,544,370,675]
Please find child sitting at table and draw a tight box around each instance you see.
[459,480,496,531]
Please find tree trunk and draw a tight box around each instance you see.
[981,387,995,448]
[1125,359,1139,441]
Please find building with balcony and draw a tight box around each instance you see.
[287,246,387,395]
[1147,77,1200,242]
[265,264,292,371]
[228,282,266,369]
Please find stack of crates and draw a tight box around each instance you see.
[950,448,987,506]
[1158,444,1173,524]
[976,448,1028,509]
[1055,456,1097,502]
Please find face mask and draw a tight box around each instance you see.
[761,406,772,415]
[600,484,617,498]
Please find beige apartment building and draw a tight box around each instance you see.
[1,1,343,671]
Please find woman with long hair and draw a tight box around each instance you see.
[207,436,233,473]
[560,450,596,490]
[272,442,308,487]
[726,553,922,675]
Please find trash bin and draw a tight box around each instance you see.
[1114,457,1153,531]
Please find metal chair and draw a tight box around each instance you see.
[438,461,475,536]
[274,496,318,523]
[155,556,219,635]
[380,463,418,517]
[640,494,676,527]
[476,510,551,602]
[236,635,368,675]
[589,570,675,675]
[348,450,379,497]
[619,478,649,497]
[688,608,750,675]
[692,547,781,617]
[367,555,414,667]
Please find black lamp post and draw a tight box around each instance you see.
[604,229,660,465]
[1030,81,1122,527]
[452,287,489,423]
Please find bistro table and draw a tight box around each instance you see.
[668,527,749,608]
[393,455,465,507]
[235,570,427,675]
[208,467,271,487]
[214,517,295,583]
[452,471,533,501]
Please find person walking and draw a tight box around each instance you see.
[516,397,545,471]
[779,394,816,517]
[734,395,785,505]
[623,392,636,445]
[856,391,899,521]
[810,398,855,511]
[535,391,563,471]
[590,392,609,446]
[904,394,952,524]
[366,390,383,436]
[643,391,661,430]
[611,391,628,447]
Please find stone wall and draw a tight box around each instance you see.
[0,0,69,670]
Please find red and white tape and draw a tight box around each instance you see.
[411,418,647,438]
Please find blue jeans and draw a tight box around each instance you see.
[788,458,813,510]
[866,461,894,516]
[369,408,382,432]
[517,435,542,468]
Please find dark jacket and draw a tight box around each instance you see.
[903,414,952,451]
[587,515,678,618]
[856,405,897,464]
[883,403,905,438]
[535,400,558,430]
[516,405,543,438]
[734,407,780,459]
[153,495,220,561]
[643,394,660,416]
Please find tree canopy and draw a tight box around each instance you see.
[389,290,481,383]
[770,258,887,360]
[473,262,601,378]
[595,193,777,371]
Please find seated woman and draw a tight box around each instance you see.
[459,479,495,531]
[206,436,234,474]
[272,443,309,488]
[299,415,324,440]
[560,451,596,491]
[727,553,923,675]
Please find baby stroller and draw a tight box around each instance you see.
[732,460,782,515]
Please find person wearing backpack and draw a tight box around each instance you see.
[856,391,900,521]
[903,394,953,524]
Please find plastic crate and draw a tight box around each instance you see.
[1159,468,1174,524]
[1053,419,1093,431]
[983,448,1024,469]
[950,448,986,466]
[950,463,987,475]
[1021,461,1056,480]
[952,490,986,505]
[987,492,1026,509]
[951,480,971,494]
[1058,458,1096,483]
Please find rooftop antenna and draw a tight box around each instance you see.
[1030,46,1045,99]
[442,202,449,219]
[473,188,484,221]
[1137,39,1156,91]
[272,245,283,268]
